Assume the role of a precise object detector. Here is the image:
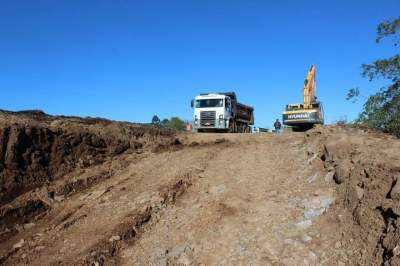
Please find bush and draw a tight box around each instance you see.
[164,117,186,131]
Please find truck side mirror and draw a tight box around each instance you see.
[191,100,194,108]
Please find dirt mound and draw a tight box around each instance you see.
[0,124,127,204]
[0,111,176,205]
[306,125,400,265]
[0,110,180,242]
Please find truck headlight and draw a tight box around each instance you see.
[219,115,224,120]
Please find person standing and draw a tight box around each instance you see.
[274,119,282,133]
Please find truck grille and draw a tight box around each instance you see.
[200,111,216,127]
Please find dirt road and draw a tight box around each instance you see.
[119,133,339,265]
[1,132,339,265]
[1,112,400,265]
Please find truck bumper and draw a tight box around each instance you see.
[194,120,228,130]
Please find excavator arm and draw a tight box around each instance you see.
[303,64,316,109]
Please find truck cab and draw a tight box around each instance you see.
[191,92,254,133]
[191,93,233,132]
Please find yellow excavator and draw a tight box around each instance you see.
[282,64,324,130]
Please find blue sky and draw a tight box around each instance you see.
[1,0,399,127]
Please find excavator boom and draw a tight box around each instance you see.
[303,64,316,109]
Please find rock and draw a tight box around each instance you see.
[355,186,364,200]
[304,209,325,219]
[14,224,23,232]
[320,197,335,209]
[325,171,335,182]
[393,204,400,217]
[393,246,400,256]
[364,168,371,178]
[23,222,35,230]
[13,239,25,250]
[304,197,335,219]
[308,174,318,183]
[307,153,318,164]
[324,138,353,161]
[54,195,65,202]
[334,163,352,184]
[35,246,45,252]
[109,235,121,242]
[296,220,312,230]
[327,165,335,171]
[391,178,400,200]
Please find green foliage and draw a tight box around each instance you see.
[357,81,400,136]
[348,17,400,137]
[151,115,161,126]
[376,18,400,44]
[361,55,400,81]
[161,118,169,126]
[152,116,186,131]
[164,117,186,131]
[346,87,360,102]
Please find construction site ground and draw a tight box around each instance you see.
[1,111,400,265]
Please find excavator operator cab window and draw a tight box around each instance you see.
[286,104,303,111]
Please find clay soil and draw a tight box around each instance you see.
[0,111,399,265]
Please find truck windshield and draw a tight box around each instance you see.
[195,99,224,108]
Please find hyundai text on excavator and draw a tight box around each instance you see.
[282,64,324,130]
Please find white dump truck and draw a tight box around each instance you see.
[191,92,254,133]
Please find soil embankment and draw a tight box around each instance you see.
[307,126,400,265]
[0,111,399,265]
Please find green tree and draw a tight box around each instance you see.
[348,18,400,137]
[151,115,161,126]
[165,117,185,131]
[161,118,169,126]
